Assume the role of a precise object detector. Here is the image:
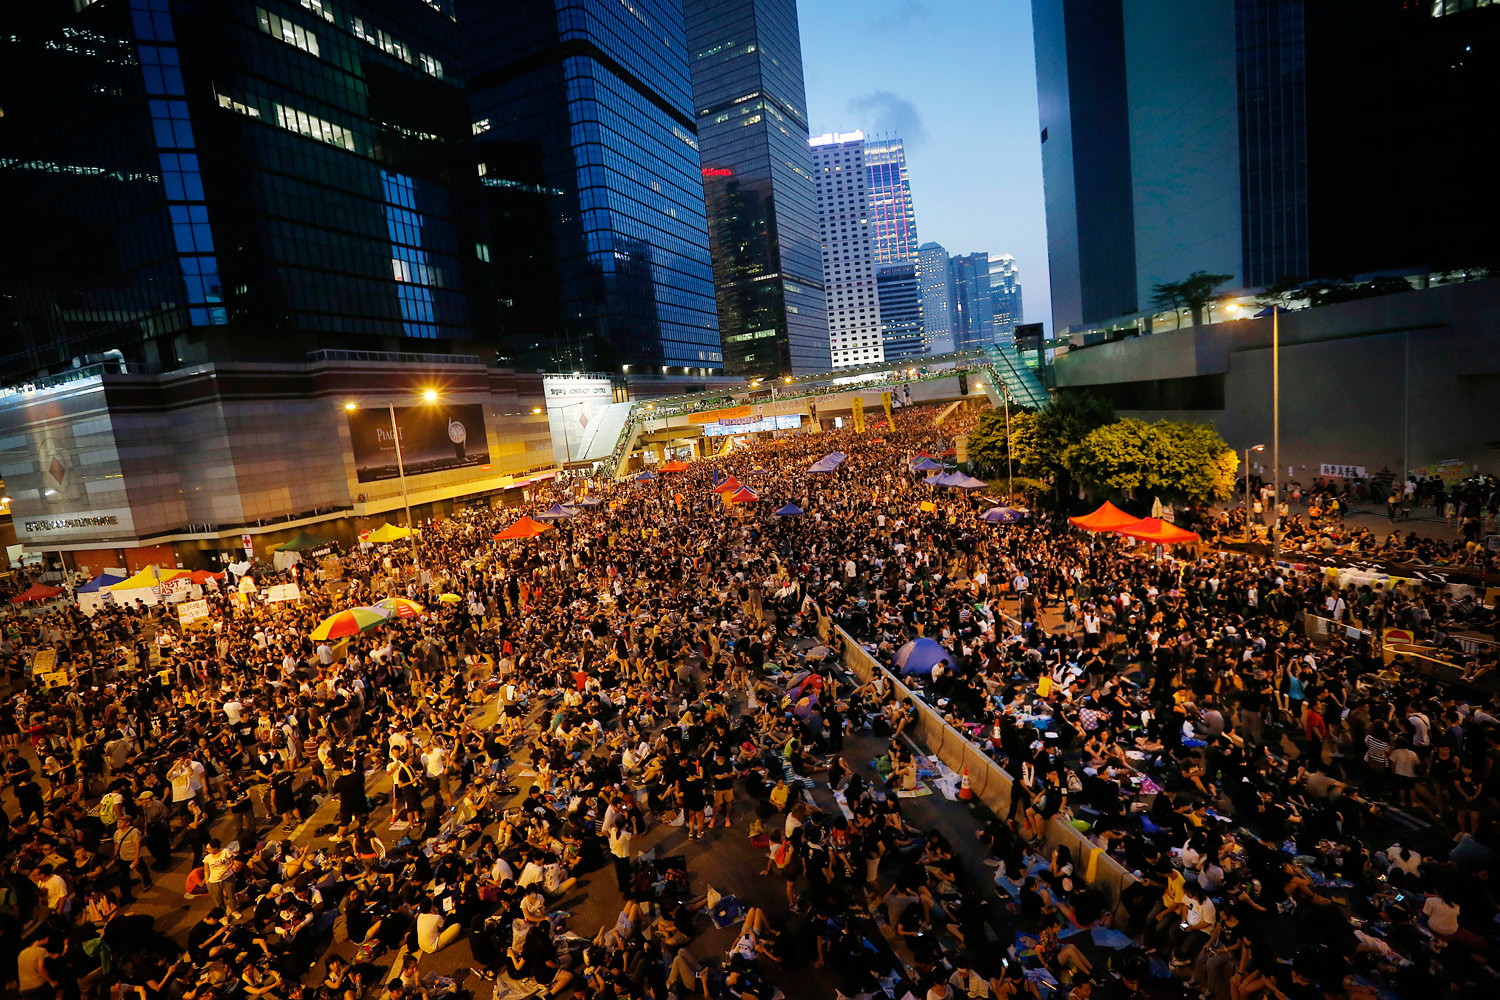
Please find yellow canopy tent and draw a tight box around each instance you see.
[366,523,413,543]
[107,566,191,591]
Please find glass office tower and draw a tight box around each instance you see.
[865,134,920,266]
[684,0,827,378]
[0,0,479,383]
[950,252,995,352]
[989,253,1024,337]
[918,242,955,355]
[876,262,925,361]
[460,0,722,375]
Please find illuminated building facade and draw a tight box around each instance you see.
[811,131,883,369]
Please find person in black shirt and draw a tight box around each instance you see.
[332,765,368,841]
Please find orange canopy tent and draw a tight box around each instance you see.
[711,476,742,494]
[1068,501,1142,532]
[493,515,553,540]
[659,460,689,473]
[1116,517,1199,544]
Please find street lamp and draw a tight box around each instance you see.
[345,389,439,574]
[1244,444,1265,541]
[1271,307,1281,558]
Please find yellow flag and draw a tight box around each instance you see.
[851,395,866,433]
[881,391,893,426]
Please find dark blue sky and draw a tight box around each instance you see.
[798,0,1050,332]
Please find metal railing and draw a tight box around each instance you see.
[307,349,482,366]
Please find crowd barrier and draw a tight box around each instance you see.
[829,623,1139,914]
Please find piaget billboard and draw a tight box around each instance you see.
[347,404,491,484]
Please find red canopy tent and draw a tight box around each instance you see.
[1116,518,1199,544]
[11,583,64,604]
[1068,501,1143,532]
[711,476,742,494]
[185,570,225,584]
[659,460,689,473]
[493,516,553,540]
[725,487,760,504]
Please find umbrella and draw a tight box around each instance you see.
[980,506,1028,525]
[773,503,804,516]
[437,593,463,604]
[1068,501,1142,532]
[310,606,391,641]
[1116,518,1200,544]
[494,516,553,540]
[533,504,578,520]
[711,476,743,494]
[893,637,953,677]
[365,523,413,543]
[275,531,335,552]
[725,486,760,504]
[659,460,689,473]
[372,597,425,619]
[10,583,64,604]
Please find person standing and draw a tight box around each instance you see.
[202,839,240,921]
[112,816,150,900]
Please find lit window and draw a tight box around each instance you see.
[418,52,443,78]
[274,103,355,151]
[377,28,411,63]
[472,118,491,135]
[350,16,375,44]
[476,242,490,262]
[257,8,319,56]
[300,0,333,21]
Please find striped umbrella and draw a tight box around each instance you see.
[372,597,425,619]
[310,606,392,641]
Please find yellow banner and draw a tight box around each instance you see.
[881,391,893,426]
[851,395,866,433]
[919,500,936,512]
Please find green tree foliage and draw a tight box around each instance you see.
[1068,418,1237,503]
[966,407,1040,476]
[1152,271,1235,325]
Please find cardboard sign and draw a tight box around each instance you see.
[919,501,936,513]
[177,599,210,626]
[32,649,56,674]
[264,583,301,603]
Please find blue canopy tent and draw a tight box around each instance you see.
[912,458,943,472]
[941,472,989,490]
[571,496,604,507]
[893,637,954,677]
[534,504,578,520]
[773,503,804,516]
[77,573,126,593]
[808,458,839,474]
[980,506,1028,525]
[634,470,657,481]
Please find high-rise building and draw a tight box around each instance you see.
[683,0,827,379]
[875,263,924,361]
[950,252,995,352]
[461,0,721,375]
[811,131,883,369]
[989,254,1024,336]
[0,0,482,382]
[918,242,955,355]
[1033,0,1500,334]
[864,134,920,265]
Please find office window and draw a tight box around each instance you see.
[376,29,411,63]
[300,0,333,20]
[418,52,443,78]
[274,103,355,151]
[257,8,319,56]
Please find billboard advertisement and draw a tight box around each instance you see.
[347,404,490,483]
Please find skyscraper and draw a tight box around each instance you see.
[950,252,995,352]
[875,262,924,361]
[684,0,827,378]
[989,254,1024,337]
[918,242,955,355]
[811,131,883,369]
[460,0,722,374]
[1,0,481,382]
[864,134,920,265]
[1033,0,1500,334]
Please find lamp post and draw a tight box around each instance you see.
[346,387,438,577]
[1244,444,1265,541]
[1000,380,1014,500]
[1271,306,1281,558]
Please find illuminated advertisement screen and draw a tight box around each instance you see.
[347,403,490,483]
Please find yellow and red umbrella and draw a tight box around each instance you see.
[372,597,425,619]
[310,606,391,641]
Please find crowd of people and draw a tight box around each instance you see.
[0,402,1497,1000]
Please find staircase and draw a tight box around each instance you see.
[980,343,1050,410]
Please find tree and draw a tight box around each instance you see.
[1177,271,1235,325]
[1068,418,1237,504]
[966,407,1041,477]
[1150,279,1186,323]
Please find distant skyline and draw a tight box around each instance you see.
[798,0,1051,334]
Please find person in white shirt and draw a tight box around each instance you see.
[222,697,244,725]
